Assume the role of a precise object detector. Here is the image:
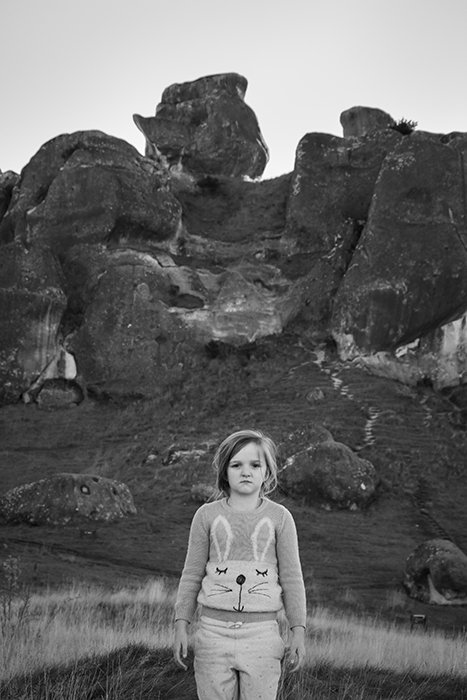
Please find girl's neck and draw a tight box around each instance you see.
[226,493,263,512]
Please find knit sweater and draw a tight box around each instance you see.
[174,498,307,628]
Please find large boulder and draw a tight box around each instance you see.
[69,248,205,397]
[284,130,401,256]
[340,106,395,138]
[36,378,85,408]
[133,73,269,178]
[404,539,467,605]
[283,130,401,332]
[0,131,182,253]
[0,242,67,403]
[281,431,377,509]
[0,473,137,525]
[331,134,467,359]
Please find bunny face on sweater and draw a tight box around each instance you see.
[198,515,282,613]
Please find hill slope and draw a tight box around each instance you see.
[1,334,466,631]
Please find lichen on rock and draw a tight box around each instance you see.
[0,473,137,525]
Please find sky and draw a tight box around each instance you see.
[2,0,467,179]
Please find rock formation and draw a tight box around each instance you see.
[0,170,19,222]
[0,71,466,404]
[0,474,137,525]
[0,242,67,403]
[0,131,182,252]
[340,106,395,138]
[134,72,269,178]
[404,539,467,605]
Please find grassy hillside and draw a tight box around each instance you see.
[1,332,466,634]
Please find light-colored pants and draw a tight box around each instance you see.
[194,616,285,700]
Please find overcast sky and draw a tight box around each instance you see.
[2,0,467,178]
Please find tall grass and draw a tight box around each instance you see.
[0,578,175,681]
[1,578,467,699]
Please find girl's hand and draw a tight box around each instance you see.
[173,619,189,670]
[287,626,306,672]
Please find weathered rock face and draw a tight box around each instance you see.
[283,129,401,331]
[0,171,19,222]
[285,130,402,256]
[340,106,395,138]
[0,473,136,525]
[281,429,377,509]
[0,131,182,252]
[175,262,305,345]
[352,310,467,390]
[69,249,201,396]
[0,242,67,403]
[331,134,467,358]
[404,539,467,605]
[134,73,269,178]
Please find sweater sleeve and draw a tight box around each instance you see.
[276,507,307,628]
[174,505,210,623]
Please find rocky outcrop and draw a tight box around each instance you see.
[331,134,467,369]
[351,310,467,390]
[0,171,19,222]
[281,428,377,509]
[404,539,467,605]
[173,261,306,345]
[1,77,467,404]
[0,131,182,252]
[134,73,269,178]
[69,248,200,397]
[0,473,136,525]
[283,130,401,333]
[0,242,67,403]
[340,106,395,138]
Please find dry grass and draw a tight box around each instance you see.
[1,578,467,699]
[0,578,176,681]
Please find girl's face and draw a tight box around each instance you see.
[226,441,267,498]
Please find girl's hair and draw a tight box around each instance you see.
[213,429,279,498]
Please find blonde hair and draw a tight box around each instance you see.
[213,429,279,498]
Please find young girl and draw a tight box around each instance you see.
[173,428,307,699]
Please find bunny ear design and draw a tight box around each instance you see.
[211,515,233,562]
[251,517,274,562]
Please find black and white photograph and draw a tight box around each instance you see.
[1,1,467,698]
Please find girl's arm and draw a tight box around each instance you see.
[174,505,210,622]
[276,508,307,670]
[173,505,210,668]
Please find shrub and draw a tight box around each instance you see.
[391,118,418,135]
